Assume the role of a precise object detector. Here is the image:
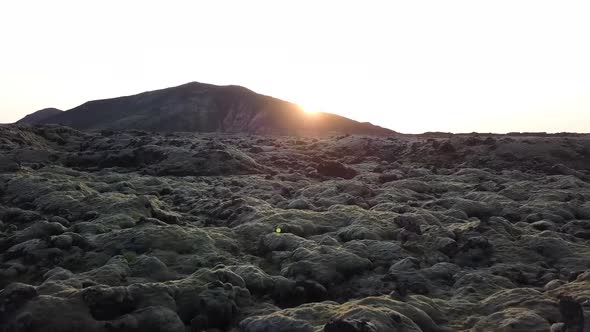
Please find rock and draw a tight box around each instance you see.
[531,220,557,231]
[453,236,494,267]
[10,220,66,245]
[1,208,43,225]
[82,285,136,320]
[83,211,100,220]
[472,308,551,331]
[240,315,314,332]
[249,146,264,153]
[437,141,456,153]
[150,205,181,224]
[394,215,423,235]
[434,237,457,256]
[550,322,566,332]
[0,155,20,172]
[544,279,566,291]
[104,306,185,332]
[317,161,358,179]
[228,265,276,294]
[52,234,73,249]
[190,287,239,330]
[49,216,70,227]
[1,126,590,331]
[386,258,431,297]
[549,164,589,181]
[130,255,171,281]
[0,294,100,332]
[0,283,37,318]
[324,317,377,332]
[559,297,584,332]
[287,199,311,210]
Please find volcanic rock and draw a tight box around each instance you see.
[0,125,589,331]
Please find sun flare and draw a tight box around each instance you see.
[299,105,319,114]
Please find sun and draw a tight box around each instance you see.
[299,105,319,114]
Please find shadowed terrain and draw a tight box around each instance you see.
[18,82,393,136]
[16,108,63,125]
[1,125,590,331]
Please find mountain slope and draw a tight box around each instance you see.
[21,82,395,135]
[17,108,63,125]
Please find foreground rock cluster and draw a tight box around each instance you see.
[1,125,590,331]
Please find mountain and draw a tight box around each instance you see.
[18,82,395,135]
[17,108,63,125]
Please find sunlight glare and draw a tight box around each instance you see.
[1,1,590,133]
[299,105,319,114]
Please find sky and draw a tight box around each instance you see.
[1,1,590,134]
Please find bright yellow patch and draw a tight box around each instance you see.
[299,104,318,114]
[275,227,282,233]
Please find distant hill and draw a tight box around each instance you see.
[17,108,63,125]
[18,82,395,136]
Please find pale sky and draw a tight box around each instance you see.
[1,1,589,133]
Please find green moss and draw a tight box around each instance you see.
[123,250,137,263]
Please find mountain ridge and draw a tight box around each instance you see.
[18,82,395,136]
[17,107,63,125]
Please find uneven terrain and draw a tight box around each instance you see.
[1,125,590,331]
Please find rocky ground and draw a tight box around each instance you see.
[1,124,590,331]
